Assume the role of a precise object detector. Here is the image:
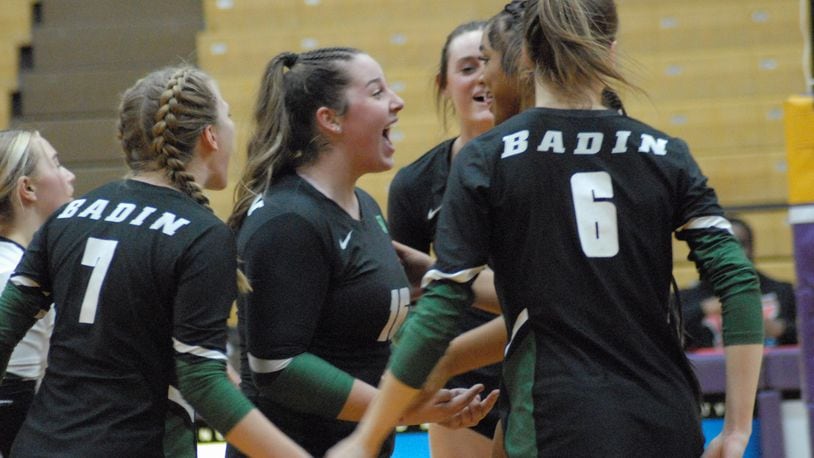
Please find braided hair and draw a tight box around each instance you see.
[228,47,361,230]
[118,66,217,210]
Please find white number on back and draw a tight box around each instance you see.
[570,172,619,258]
[78,237,119,324]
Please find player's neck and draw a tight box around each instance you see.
[297,164,359,220]
[0,210,39,247]
[534,82,605,110]
[130,171,176,190]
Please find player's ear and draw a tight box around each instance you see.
[17,176,37,205]
[316,106,342,135]
[200,125,219,152]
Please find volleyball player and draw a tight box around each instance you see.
[0,130,73,457]
[330,0,764,456]
[387,21,504,458]
[0,67,306,457]
[227,48,493,457]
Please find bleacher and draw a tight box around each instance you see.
[0,0,36,129]
[197,0,804,288]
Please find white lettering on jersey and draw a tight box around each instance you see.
[57,199,86,219]
[612,131,631,153]
[77,199,109,220]
[536,130,565,153]
[149,212,191,236]
[248,195,264,216]
[574,132,603,155]
[639,134,668,156]
[531,130,668,156]
[129,207,157,226]
[501,130,529,158]
[54,200,192,236]
[104,203,137,223]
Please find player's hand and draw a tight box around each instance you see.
[326,434,375,458]
[400,384,484,425]
[701,431,750,458]
[436,388,499,429]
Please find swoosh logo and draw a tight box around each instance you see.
[248,196,264,216]
[339,231,352,250]
[427,205,442,220]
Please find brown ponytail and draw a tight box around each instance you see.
[228,47,361,230]
[524,0,633,105]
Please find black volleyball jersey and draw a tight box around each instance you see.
[11,180,237,457]
[236,174,409,453]
[388,138,501,437]
[388,138,453,253]
[430,108,720,455]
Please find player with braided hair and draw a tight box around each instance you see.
[0,66,306,457]
[227,48,496,457]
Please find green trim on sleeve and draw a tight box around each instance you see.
[683,230,764,346]
[389,281,474,388]
[0,283,50,378]
[175,357,254,434]
[262,353,355,418]
[721,290,765,345]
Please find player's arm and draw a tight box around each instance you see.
[391,240,500,313]
[422,314,506,397]
[327,280,477,457]
[679,220,763,454]
[0,279,51,379]
[174,354,307,457]
[173,225,307,457]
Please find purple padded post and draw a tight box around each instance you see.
[758,390,786,458]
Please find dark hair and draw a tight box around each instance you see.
[523,0,632,106]
[229,47,361,230]
[485,1,534,112]
[117,66,216,209]
[434,21,487,129]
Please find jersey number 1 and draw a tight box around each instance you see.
[570,172,619,258]
[79,237,119,324]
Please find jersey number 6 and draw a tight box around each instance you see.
[79,237,119,324]
[570,171,619,258]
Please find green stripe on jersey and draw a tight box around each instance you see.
[389,281,473,388]
[503,331,538,458]
[683,230,763,345]
[265,352,355,418]
[175,357,254,434]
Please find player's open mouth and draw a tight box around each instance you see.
[475,92,493,106]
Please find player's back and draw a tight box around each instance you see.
[445,107,710,400]
[12,179,228,457]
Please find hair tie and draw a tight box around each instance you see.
[283,52,299,68]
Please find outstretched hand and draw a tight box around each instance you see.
[436,387,499,429]
[325,385,499,458]
[400,384,485,425]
